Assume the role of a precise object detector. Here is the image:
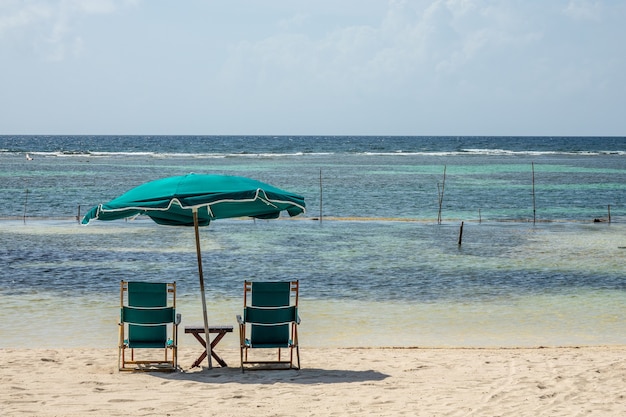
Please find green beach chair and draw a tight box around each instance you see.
[118,281,181,372]
[237,280,301,371]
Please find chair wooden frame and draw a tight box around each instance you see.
[237,280,300,371]
[118,281,180,372]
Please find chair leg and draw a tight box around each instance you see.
[118,323,124,370]
[295,345,300,369]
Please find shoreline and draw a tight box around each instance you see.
[2,346,624,416]
[2,215,620,223]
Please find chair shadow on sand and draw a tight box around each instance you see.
[151,367,389,385]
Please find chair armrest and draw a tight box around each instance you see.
[175,313,182,325]
[236,314,244,325]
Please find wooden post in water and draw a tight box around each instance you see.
[23,189,29,224]
[458,221,464,245]
[437,166,446,225]
[77,204,81,223]
[531,162,537,224]
[608,204,611,223]
[437,183,441,222]
[319,168,323,224]
[478,209,482,224]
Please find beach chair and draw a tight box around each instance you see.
[236,280,301,371]
[118,281,181,372]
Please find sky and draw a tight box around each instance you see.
[1,0,625,136]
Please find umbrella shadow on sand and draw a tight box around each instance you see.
[151,366,389,385]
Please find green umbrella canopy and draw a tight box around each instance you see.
[81,173,306,225]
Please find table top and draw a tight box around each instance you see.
[184,325,234,333]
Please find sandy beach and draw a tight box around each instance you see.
[2,346,624,416]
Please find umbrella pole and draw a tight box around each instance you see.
[194,209,213,369]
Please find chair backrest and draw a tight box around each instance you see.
[244,281,298,347]
[121,281,176,348]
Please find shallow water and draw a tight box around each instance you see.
[1,219,624,348]
[1,136,624,348]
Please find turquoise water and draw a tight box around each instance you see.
[1,219,624,348]
[2,136,625,221]
[0,136,625,348]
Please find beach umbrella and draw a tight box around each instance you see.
[81,173,306,368]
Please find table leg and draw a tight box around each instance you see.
[190,330,229,368]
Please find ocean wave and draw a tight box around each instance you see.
[224,152,334,158]
[460,148,626,156]
[0,150,336,159]
[2,148,624,158]
[359,149,626,156]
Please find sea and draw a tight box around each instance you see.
[1,136,625,350]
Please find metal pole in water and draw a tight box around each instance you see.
[531,162,537,224]
[458,221,464,245]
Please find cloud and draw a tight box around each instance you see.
[278,12,310,31]
[0,0,135,61]
[1,0,624,135]
[563,0,602,21]
[204,0,626,135]
[215,0,551,100]
[0,1,51,36]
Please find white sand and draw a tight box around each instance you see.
[2,346,625,416]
